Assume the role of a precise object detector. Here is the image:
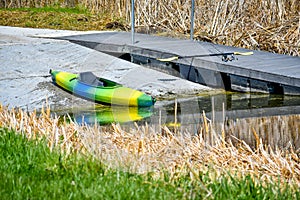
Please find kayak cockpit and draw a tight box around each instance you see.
[78,72,104,87]
[76,72,121,88]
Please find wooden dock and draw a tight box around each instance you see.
[57,32,300,95]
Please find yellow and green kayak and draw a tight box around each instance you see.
[50,70,155,107]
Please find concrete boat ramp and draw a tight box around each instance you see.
[0,26,212,111]
[53,31,300,95]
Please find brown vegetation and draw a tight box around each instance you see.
[0,10,115,30]
[0,104,299,187]
[1,0,299,55]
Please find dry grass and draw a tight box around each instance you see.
[225,115,300,151]
[1,0,299,55]
[0,103,299,187]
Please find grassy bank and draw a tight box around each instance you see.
[0,104,300,199]
[0,128,181,199]
[0,6,126,31]
[1,127,299,199]
[0,0,299,56]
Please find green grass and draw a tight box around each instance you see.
[0,127,299,199]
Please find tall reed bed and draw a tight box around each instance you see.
[1,0,299,55]
[224,115,300,152]
[0,103,299,187]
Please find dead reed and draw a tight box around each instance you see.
[0,103,299,187]
[225,115,300,152]
[1,0,299,55]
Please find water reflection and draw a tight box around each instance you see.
[151,93,300,129]
[65,93,300,127]
[69,106,153,125]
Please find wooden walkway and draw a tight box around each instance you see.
[57,32,300,95]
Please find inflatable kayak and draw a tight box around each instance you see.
[50,70,155,107]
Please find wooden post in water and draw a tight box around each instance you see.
[190,0,195,40]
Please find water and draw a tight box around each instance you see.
[66,93,300,126]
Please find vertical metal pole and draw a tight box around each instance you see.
[190,0,195,40]
[131,0,135,45]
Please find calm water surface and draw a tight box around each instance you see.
[66,93,300,126]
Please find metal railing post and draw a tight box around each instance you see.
[190,0,195,40]
[131,0,135,45]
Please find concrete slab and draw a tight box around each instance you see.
[0,26,213,111]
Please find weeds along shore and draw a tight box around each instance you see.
[1,0,299,56]
[0,104,299,188]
